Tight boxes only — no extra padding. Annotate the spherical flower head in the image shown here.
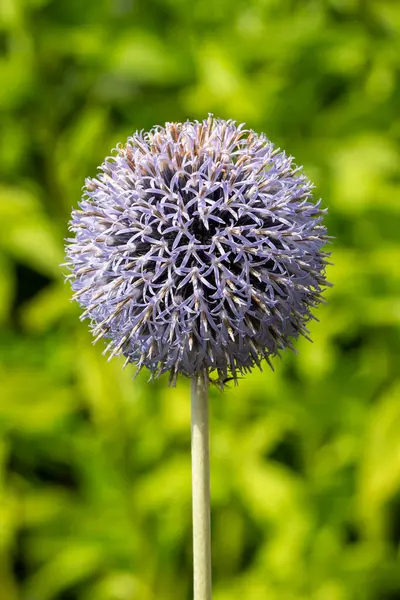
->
[65,116,331,386]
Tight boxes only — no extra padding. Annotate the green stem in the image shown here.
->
[190,373,212,600]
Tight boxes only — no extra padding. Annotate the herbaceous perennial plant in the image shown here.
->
[65,116,331,600]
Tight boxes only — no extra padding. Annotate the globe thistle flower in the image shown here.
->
[65,116,330,387]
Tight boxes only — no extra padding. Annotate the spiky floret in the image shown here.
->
[65,116,331,386]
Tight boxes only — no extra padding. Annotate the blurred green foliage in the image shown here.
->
[0,0,400,598]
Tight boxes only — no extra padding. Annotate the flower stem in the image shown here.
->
[191,373,212,600]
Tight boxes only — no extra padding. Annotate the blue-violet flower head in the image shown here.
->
[65,116,331,386]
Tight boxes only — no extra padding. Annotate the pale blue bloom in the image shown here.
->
[65,117,330,386]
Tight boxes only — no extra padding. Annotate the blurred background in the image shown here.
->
[1,0,400,599]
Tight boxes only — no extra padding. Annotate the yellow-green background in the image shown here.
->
[1,0,400,599]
